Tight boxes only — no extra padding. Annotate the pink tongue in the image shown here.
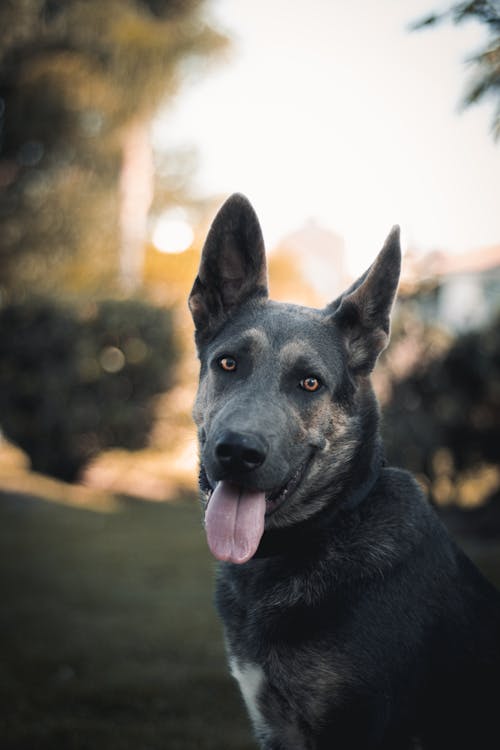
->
[205,481,266,564]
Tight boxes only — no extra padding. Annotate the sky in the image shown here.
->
[152,0,500,275]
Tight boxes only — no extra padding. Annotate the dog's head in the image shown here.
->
[189,194,401,563]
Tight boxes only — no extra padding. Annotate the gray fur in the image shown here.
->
[189,194,500,750]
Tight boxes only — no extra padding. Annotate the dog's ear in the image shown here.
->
[327,226,401,374]
[188,194,268,340]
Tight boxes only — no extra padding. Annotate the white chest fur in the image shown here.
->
[229,658,268,738]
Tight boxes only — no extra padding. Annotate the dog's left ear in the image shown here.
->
[189,193,268,341]
[327,226,401,374]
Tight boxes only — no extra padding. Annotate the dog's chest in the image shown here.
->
[228,655,307,748]
[227,639,343,750]
[229,657,268,739]
[217,562,349,746]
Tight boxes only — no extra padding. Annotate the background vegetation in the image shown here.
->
[0,298,176,480]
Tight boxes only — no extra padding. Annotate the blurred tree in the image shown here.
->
[412,1,500,138]
[0,0,226,298]
[382,308,500,507]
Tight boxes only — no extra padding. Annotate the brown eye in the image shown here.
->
[300,376,321,392]
[219,356,237,372]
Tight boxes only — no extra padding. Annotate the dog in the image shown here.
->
[189,194,500,749]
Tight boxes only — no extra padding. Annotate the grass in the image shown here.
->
[1,484,499,750]
[0,489,254,750]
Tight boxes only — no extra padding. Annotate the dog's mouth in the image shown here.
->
[204,454,313,565]
[264,455,312,515]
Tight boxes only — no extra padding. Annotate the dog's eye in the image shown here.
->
[300,376,322,392]
[218,356,237,372]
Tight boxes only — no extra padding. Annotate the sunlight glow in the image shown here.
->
[152,215,194,254]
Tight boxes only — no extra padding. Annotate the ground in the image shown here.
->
[0,487,254,750]
[1,469,499,749]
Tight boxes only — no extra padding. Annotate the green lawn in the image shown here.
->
[1,487,499,750]
[0,489,254,750]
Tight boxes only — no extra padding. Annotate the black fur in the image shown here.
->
[189,194,500,749]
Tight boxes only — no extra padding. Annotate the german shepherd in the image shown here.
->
[189,194,500,749]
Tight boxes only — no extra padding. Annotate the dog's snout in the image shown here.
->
[215,431,267,474]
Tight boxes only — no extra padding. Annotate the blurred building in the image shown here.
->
[401,244,500,332]
[273,220,347,304]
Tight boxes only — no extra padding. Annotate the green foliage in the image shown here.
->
[0,0,225,145]
[0,297,177,481]
[382,311,500,495]
[412,1,500,138]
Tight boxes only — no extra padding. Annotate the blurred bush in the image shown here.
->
[382,309,500,505]
[0,297,176,481]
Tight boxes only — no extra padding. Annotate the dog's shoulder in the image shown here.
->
[358,465,441,553]
[377,464,423,497]
[372,465,500,616]
[368,465,449,550]
[374,464,428,512]
[336,464,471,603]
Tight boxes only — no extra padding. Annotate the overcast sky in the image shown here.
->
[153,0,500,275]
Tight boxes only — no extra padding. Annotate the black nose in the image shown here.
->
[215,431,267,474]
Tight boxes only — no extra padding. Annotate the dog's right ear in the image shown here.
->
[326,226,401,374]
[188,194,268,342]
